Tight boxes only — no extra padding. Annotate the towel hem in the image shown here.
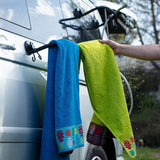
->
[56,124,84,153]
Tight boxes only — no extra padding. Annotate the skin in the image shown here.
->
[99,40,160,60]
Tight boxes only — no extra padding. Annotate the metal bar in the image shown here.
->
[24,41,56,55]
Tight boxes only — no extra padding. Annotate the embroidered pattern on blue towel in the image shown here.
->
[56,124,84,153]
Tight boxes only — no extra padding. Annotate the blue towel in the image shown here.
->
[40,39,84,160]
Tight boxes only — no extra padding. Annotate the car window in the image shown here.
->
[0,0,31,29]
[0,0,67,43]
[59,0,102,42]
[27,0,66,43]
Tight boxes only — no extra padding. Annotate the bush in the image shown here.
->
[131,98,160,147]
[122,67,160,148]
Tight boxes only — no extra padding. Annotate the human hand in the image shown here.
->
[99,40,121,55]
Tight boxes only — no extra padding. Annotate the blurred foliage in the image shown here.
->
[131,105,160,147]
[121,65,160,147]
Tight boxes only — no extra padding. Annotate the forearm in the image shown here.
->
[119,44,160,60]
[99,40,160,60]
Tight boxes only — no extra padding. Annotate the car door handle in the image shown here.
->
[0,35,16,50]
[0,43,16,50]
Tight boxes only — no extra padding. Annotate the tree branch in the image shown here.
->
[150,0,159,44]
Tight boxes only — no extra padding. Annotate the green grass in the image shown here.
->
[123,147,160,160]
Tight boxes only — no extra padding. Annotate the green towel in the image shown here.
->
[78,40,136,158]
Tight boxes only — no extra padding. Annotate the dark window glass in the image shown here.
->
[59,0,102,42]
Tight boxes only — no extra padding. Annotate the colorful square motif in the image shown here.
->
[56,124,84,153]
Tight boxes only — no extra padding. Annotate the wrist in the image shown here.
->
[116,44,123,55]
[118,44,129,56]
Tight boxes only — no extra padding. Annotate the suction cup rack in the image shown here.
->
[24,41,56,62]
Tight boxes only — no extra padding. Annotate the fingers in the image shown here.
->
[99,39,117,47]
[99,39,120,55]
[99,40,114,46]
[99,40,109,44]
